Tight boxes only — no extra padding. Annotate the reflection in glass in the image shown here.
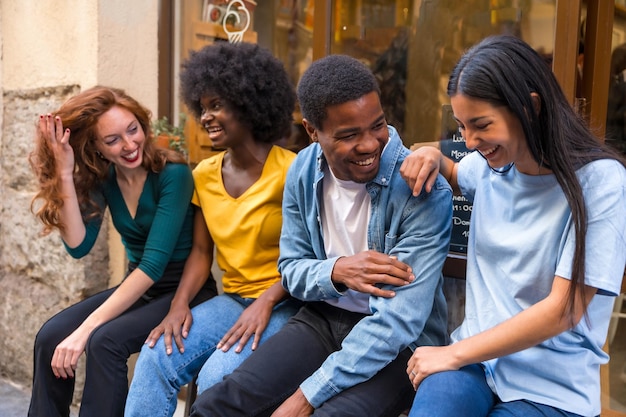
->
[274,1,314,90]
[328,1,557,148]
[606,43,626,154]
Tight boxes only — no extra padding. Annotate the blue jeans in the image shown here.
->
[190,302,415,417]
[124,294,301,417]
[408,364,590,417]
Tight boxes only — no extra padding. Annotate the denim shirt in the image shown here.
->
[278,126,453,407]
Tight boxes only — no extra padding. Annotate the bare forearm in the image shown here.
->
[170,251,212,308]
[80,269,153,333]
[58,174,87,247]
[257,281,290,306]
[452,303,565,367]
[450,278,595,368]
[439,155,459,193]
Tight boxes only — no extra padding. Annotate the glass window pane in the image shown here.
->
[326,0,555,148]
[180,1,625,413]
[607,5,626,155]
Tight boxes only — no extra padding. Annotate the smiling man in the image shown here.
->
[190,54,453,417]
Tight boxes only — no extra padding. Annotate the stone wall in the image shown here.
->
[0,86,110,401]
[0,2,159,407]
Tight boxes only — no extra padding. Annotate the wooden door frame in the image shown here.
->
[158,0,175,120]
[553,0,613,135]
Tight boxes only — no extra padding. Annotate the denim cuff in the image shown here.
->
[300,369,339,408]
[315,256,346,299]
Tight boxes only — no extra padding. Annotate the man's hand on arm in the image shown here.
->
[331,250,415,298]
[270,388,314,417]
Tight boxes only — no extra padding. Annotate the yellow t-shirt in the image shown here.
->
[191,145,296,299]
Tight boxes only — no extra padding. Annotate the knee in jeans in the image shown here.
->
[135,343,162,366]
[196,368,226,394]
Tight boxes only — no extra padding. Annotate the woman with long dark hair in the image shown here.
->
[401,35,626,417]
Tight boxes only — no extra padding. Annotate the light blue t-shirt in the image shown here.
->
[453,151,626,416]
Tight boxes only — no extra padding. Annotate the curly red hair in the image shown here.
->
[29,85,187,235]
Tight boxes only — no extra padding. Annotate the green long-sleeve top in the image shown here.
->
[64,162,194,282]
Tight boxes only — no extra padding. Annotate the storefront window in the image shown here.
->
[174,2,625,412]
[177,1,574,151]
[607,5,626,155]
[326,0,554,147]
[273,1,315,88]
[256,1,561,149]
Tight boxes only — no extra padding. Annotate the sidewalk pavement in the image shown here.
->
[0,377,75,417]
[0,377,35,417]
[0,377,186,417]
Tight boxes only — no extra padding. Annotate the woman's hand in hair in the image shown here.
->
[40,113,75,179]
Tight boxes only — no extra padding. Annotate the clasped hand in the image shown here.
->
[406,344,459,391]
[332,250,415,298]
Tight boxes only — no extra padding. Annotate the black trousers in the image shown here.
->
[28,262,217,417]
[191,302,414,417]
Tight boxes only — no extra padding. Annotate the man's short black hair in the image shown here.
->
[297,55,380,130]
[180,42,295,143]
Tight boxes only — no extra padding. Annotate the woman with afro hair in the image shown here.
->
[125,42,303,417]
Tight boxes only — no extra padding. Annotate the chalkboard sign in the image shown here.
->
[439,105,472,254]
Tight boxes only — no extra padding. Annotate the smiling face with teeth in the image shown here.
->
[95,105,146,170]
[304,91,388,183]
[450,94,548,175]
[199,94,251,150]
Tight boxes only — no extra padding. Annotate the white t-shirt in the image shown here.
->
[320,164,371,314]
